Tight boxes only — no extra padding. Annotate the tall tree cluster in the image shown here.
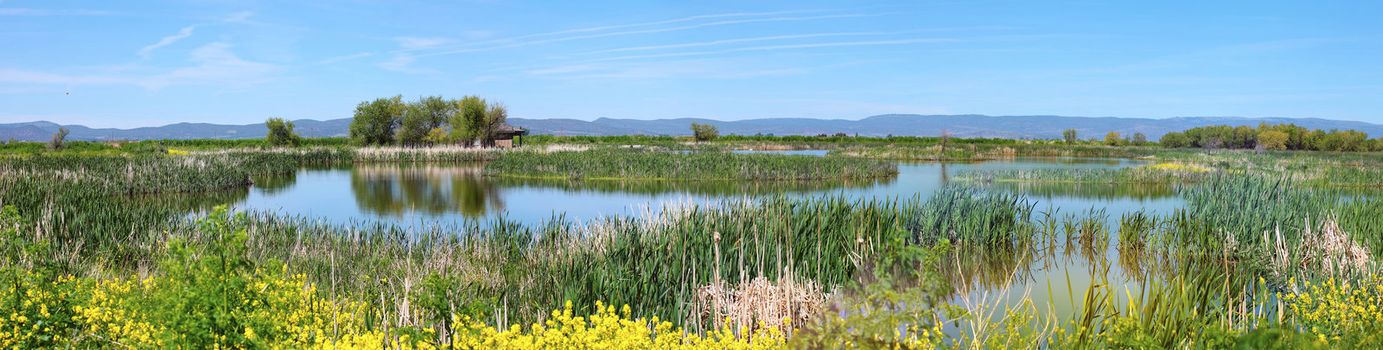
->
[1160,123,1382,152]
[350,95,509,147]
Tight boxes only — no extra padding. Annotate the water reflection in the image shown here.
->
[349,164,504,218]
[236,156,1180,226]
[253,171,298,195]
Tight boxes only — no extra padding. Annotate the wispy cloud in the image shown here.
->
[588,38,958,62]
[579,32,896,55]
[318,52,374,65]
[394,36,455,50]
[0,42,277,89]
[135,11,262,60]
[376,36,467,72]
[525,60,808,80]
[413,10,879,58]
[138,26,196,59]
[223,11,254,23]
[142,42,278,89]
[504,10,826,42]
[0,68,127,85]
[377,54,435,74]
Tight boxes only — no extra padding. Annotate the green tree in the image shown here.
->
[1318,130,1368,152]
[1132,132,1148,145]
[691,122,719,142]
[1257,130,1288,151]
[479,103,508,147]
[1062,129,1078,144]
[415,96,453,129]
[398,96,456,146]
[1104,131,1122,146]
[398,107,430,147]
[423,127,450,145]
[1160,132,1190,148]
[264,117,300,147]
[449,96,487,147]
[349,96,405,145]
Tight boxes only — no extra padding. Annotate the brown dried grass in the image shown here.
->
[694,274,832,333]
[1268,216,1374,279]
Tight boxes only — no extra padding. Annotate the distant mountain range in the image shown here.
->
[3,115,1381,142]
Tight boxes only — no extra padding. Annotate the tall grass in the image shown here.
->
[483,148,898,181]
[907,186,1036,249]
[835,143,1171,161]
[11,194,925,331]
[956,164,1215,185]
[494,176,887,196]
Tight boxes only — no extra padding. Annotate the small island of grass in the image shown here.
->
[482,147,898,181]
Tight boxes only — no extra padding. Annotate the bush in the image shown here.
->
[1104,131,1122,146]
[1062,128,1078,144]
[48,127,69,150]
[691,123,718,142]
[264,118,300,147]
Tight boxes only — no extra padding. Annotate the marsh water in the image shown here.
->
[229,153,1191,323]
[238,155,1181,227]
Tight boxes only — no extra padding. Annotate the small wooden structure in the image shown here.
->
[492,124,528,148]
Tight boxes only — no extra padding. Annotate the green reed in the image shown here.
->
[907,186,1036,249]
[11,194,926,331]
[493,176,887,196]
[483,148,898,181]
[1117,210,1156,252]
[956,166,1214,185]
[835,143,1171,161]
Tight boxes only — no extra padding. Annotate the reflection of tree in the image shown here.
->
[454,168,501,217]
[351,164,503,218]
[939,162,949,185]
[252,171,298,195]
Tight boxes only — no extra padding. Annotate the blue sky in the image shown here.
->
[2,0,1381,127]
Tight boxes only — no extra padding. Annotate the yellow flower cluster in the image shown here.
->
[1282,275,1383,344]
[436,301,787,349]
[72,278,163,348]
[0,274,77,348]
[167,148,191,156]
[241,269,379,348]
[1145,162,1211,173]
[304,301,789,349]
[6,268,788,349]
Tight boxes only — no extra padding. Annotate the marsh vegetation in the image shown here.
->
[1,134,1380,348]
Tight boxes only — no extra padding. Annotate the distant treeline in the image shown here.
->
[1161,123,1382,152]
